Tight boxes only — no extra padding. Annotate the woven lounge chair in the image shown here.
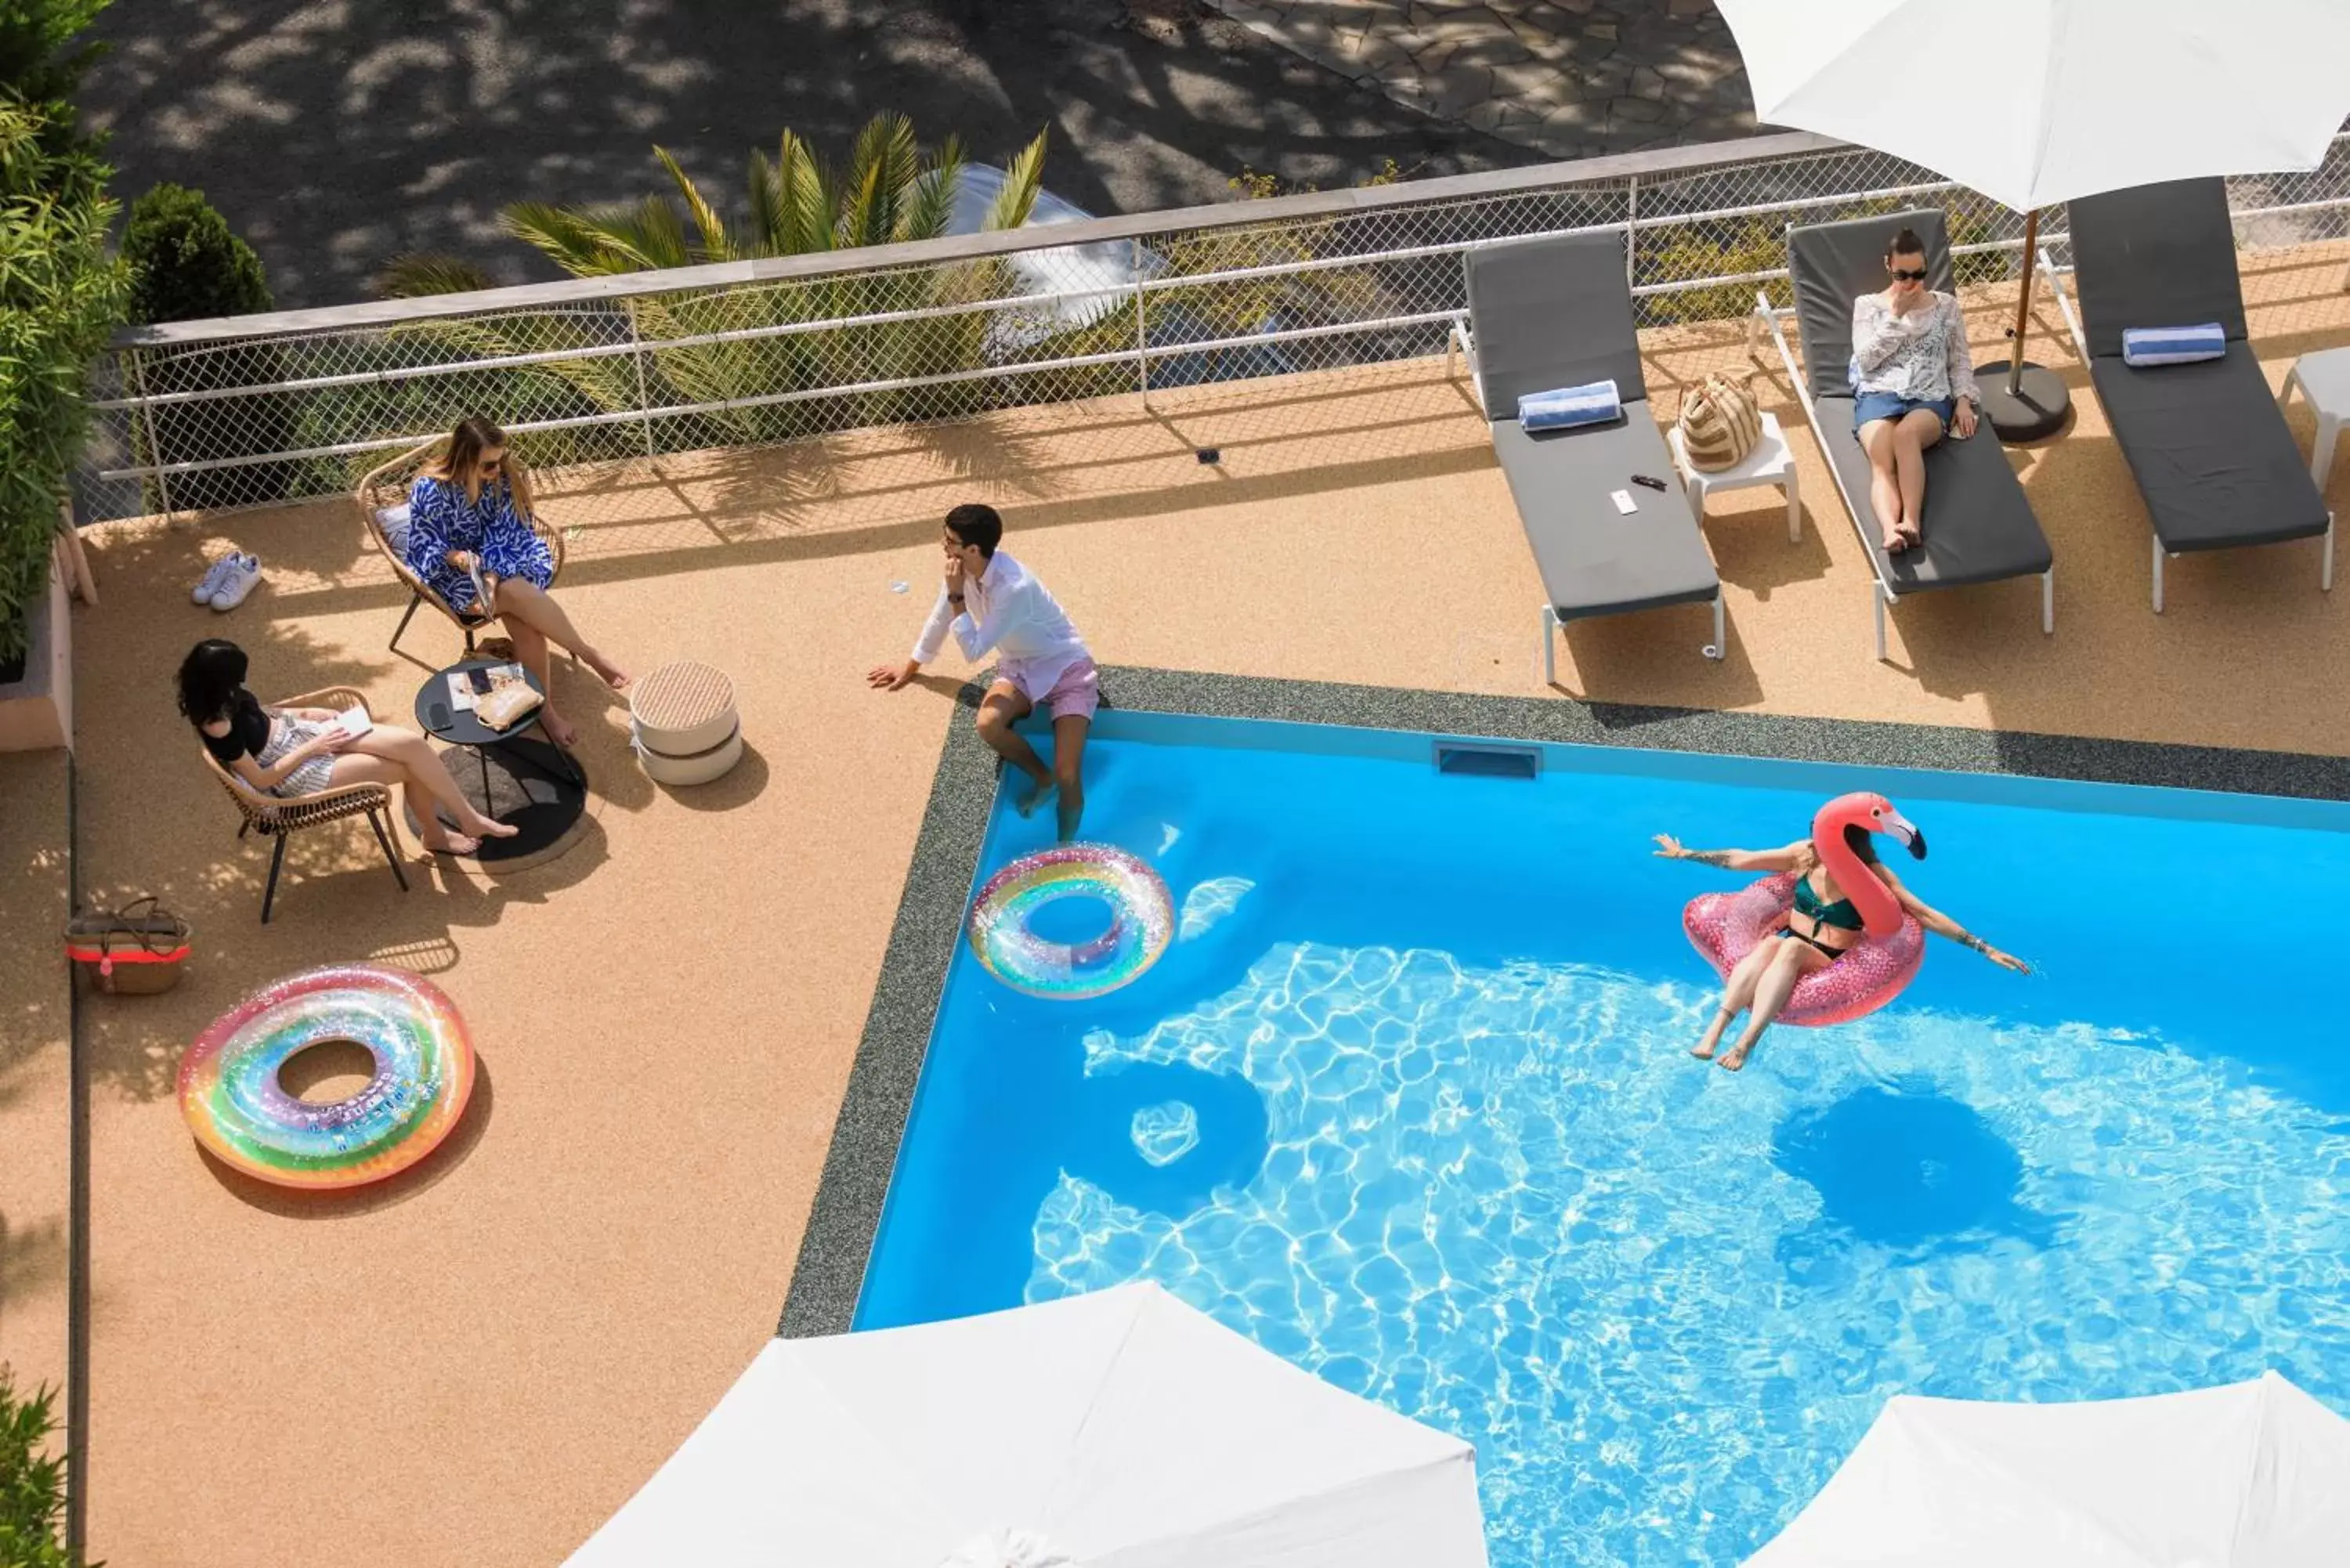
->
[1458,233,1726,678]
[2050,176,2333,612]
[1760,208,2055,662]
[198,687,409,923]
[355,438,568,657]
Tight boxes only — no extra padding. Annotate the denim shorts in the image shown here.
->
[1853,392,1955,432]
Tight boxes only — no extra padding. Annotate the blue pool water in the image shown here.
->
[858,715,2350,1566]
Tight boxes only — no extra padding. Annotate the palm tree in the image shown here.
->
[376,117,1050,443]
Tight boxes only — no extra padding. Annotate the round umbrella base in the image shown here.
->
[1972,361,2071,443]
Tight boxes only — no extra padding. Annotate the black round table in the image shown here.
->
[412,658,587,862]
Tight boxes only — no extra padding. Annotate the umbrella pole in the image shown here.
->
[2008,208,2040,397]
[1975,204,2070,442]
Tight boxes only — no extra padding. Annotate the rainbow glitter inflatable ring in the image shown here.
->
[177,964,475,1189]
[967,844,1174,1000]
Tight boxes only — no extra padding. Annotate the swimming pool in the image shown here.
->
[856,713,2350,1566]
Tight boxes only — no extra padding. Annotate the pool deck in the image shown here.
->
[8,240,2350,1568]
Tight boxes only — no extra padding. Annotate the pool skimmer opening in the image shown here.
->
[1434,741,1542,779]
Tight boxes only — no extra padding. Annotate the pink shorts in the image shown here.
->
[1005,656,1101,721]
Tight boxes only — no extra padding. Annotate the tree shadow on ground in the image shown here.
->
[81,0,1536,309]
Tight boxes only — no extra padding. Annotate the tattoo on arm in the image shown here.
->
[1689,850,1734,867]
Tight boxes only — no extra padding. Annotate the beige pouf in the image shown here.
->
[629,659,743,786]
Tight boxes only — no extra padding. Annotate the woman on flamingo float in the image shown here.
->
[1656,793,2028,1071]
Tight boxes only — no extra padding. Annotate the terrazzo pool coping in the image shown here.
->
[779,670,2350,1335]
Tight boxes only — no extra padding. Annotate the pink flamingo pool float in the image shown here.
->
[1683,791,1927,1027]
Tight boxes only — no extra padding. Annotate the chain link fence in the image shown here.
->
[79,129,2350,522]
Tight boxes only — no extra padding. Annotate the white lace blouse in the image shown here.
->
[1850,291,1979,404]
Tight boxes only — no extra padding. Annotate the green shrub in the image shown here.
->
[0,0,109,111]
[0,1367,70,1568]
[0,89,129,667]
[119,181,288,511]
[123,181,270,323]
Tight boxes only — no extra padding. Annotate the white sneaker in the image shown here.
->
[210,552,262,611]
[191,554,237,605]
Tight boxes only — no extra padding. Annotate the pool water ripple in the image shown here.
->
[1027,941,2350,1566]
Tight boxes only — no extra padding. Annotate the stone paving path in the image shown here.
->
[1199,0,1756,159]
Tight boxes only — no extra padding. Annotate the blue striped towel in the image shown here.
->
[1518,379,1622,431]
[2122,323,2226,367]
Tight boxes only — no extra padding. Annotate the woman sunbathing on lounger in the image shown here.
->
[1852,226,1980,555]
[179,638,518,856]
[403,416,630,747]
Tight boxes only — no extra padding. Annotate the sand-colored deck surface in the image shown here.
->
[5,241,2349,1568]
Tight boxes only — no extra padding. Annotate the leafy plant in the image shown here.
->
[120,182,288,510]
[0,0,108,115]
[0,88,130,667]
[0,1367,72,1567]
[375,115,1052,447]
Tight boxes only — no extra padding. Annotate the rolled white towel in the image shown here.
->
[1517,378,1622,431]
[2121,322,2225,367]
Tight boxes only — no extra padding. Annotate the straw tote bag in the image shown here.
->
[1677,374,1762,472]
[63,894,192,995]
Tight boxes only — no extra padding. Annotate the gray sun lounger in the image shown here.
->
[2052,176,2334,611]
[1760,209,2055,661]
[1459,233,1725,677]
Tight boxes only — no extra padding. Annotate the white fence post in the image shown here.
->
[1625,172,1640,302]
[1133,239,1152,411]
[626,301,656,457]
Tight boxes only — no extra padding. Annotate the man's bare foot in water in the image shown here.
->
[1719,1039,1758,1071]
[1692,1007,1735,1060]
[1015,776,1057,818]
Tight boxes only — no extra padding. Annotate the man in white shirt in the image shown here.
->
[868,504,1098,840]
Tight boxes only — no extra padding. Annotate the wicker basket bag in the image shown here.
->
[1676,374,1763,472]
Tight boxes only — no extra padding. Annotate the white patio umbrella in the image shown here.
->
[563,1282,1490,1568]
[1715,0,2350,439]
[1746,1371,2350,1566]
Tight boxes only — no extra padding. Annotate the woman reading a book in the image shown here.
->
[179,638,518,856]
[404,416,630,747]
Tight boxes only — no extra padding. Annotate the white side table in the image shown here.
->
[2283,348,2350,490]
[1668,410,1802,542]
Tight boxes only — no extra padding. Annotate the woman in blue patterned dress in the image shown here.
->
[405,416,630,747]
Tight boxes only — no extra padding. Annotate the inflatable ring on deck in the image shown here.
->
[967,844,1173,1000]
[177,964,475,1188]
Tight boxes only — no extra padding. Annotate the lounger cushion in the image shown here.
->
[1466,233,1649,414]
[1789,210,1955,403]
[1812,398,2053,589]
[2089,344,2329,551]
[374,504,412,557]
[1490,409,1719,620]
[1787,208,2053,595]
[2068,178,2248,360]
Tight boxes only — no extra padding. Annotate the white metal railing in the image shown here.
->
[77,129,2350,520]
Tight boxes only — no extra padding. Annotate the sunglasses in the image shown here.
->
[1889,266,1929,282]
